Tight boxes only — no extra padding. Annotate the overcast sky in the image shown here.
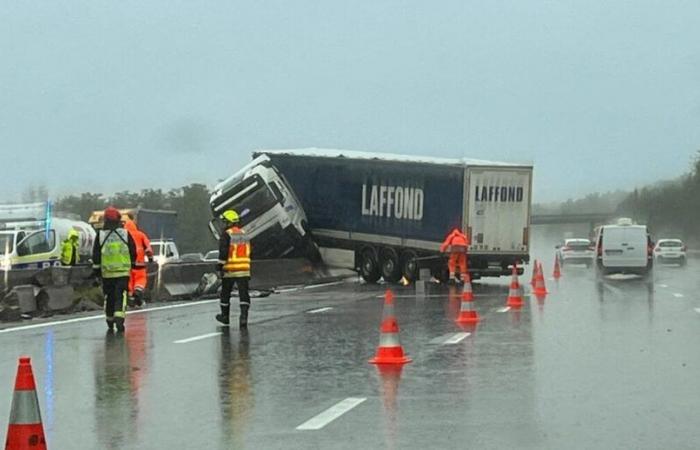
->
[2,1,699,203]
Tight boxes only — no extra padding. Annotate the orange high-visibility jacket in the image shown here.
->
[219,226,251,278]
[440,228,470,253]
[124,220,153,268]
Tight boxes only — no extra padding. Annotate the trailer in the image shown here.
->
[251,148,533,282]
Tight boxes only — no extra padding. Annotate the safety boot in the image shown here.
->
[115,318,125,333]
[239,305,249,329]
[215,314,230,325]
[106,319,115,333]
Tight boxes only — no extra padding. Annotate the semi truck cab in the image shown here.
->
[209,155,310,258]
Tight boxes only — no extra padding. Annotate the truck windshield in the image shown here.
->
[234,183,278,226]
[0,234,13,254]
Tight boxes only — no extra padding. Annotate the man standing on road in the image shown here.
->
[124,219,154,308]
[216,210,251,328]
[93,206,136,333]
[60,229,80,266]
[440,228,470,284]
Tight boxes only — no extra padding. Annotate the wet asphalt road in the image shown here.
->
[1,257,700,449]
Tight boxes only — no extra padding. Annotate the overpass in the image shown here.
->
[531,212,617,227]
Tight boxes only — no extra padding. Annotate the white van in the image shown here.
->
[594,224,653,277]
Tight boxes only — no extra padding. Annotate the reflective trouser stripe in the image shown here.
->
[223,271,250,278]
[9,390,41,424]
[114,290,127,318]
[378,332,401,347]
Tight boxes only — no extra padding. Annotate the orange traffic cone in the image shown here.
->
[530,259,539,286]
[533,261,548,296]
[456,275,480,324]
[553,254,562,279]
[5,357,47,450]
[370,290,412,365]
[506,265,524,308]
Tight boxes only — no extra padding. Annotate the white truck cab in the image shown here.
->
[209,154,310,258]
[150,239,180,265]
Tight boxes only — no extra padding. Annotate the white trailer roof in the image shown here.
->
[257,148,530,168]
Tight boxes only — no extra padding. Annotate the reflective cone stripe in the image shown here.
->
[507,265,524,307]
[5,357,47,450]
[381,290,396,321]
[461,278,474,301]
[370,316,411,365]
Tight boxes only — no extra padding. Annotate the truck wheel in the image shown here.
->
[360,248,381,284]
[400,250,418,282]
[380,248,402,283]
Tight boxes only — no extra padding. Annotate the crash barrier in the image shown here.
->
[0,259,354,320]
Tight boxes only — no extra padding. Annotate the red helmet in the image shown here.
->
[103,206,121,222]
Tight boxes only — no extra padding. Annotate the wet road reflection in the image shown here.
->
[217,328,253,449]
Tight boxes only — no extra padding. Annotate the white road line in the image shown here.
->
[304,281,346,290]
[173,332,222,344]
[0,299,218,335]
[296,397,366,431]
[673,293,684,298]
[497,307,511,313]
[442,332,470,344]
[695,308,700,314]
[307,307,333,314]
[658,284,669,288]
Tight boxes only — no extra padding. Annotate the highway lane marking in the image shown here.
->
[307,307,333,314]
[695,308,700,314]
[673,293,684,298]
[442,332,470,344]
[304,281,346,290]
[658,284,669,288]
[0,299,219,334]
[296,397,366,431]
[497,307,511,313]
[174,332,222,344]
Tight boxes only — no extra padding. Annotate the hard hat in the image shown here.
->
[104,206,121,222]
[68,229,79,239]
[221,210,240,223]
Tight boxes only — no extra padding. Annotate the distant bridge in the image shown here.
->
[531,213,617,226]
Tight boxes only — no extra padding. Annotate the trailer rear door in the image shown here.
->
[465,167,532,254]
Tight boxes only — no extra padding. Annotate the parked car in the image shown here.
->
[594,223,653,278]
[203,250,219,261]
[556,238,595,267]
[179,253,204,263]
[653,239,687,266]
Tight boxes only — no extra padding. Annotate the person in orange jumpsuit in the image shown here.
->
[124,220,154,307]
[440,228,470,284]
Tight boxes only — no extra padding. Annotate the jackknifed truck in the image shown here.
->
[210,148,533,282]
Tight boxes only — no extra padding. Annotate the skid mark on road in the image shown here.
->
[296,397,367,431]
[174,332,222,344]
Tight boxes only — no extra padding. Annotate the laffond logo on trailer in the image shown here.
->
[475,185,524,203]
[361,184,424,220]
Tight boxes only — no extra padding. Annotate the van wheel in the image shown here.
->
[400,250,418,282]
[380,248,402,283]
[360,248,381,284]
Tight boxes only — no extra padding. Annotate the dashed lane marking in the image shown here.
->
[695,308,700,314]
[296,397,367,431]
[304,281,347,290]
[0,299,219,334]
[658,284,669,288]
[497,307,511,313]
[442,332,470,344]
[307,307,333,314]
[673,293,684,298]
[173,332,222,344]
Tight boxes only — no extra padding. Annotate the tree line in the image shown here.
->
[51,184,216,254]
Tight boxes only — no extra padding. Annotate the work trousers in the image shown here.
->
[220,277,250,317]
[448,253,468,280]
[103,276,129,323]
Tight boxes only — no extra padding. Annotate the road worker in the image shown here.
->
[216,210,251,328]
[439,228,470,284]
[124,219,154,308]
[92,206,136,333]
[60,229,80,266]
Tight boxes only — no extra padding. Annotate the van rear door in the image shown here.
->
[602,227,647,268]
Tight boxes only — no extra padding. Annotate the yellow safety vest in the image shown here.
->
[223,227,251,278]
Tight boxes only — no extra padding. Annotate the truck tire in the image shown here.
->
[400,250,418,282]
[380,247,402,283]
[360,247,381,284]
